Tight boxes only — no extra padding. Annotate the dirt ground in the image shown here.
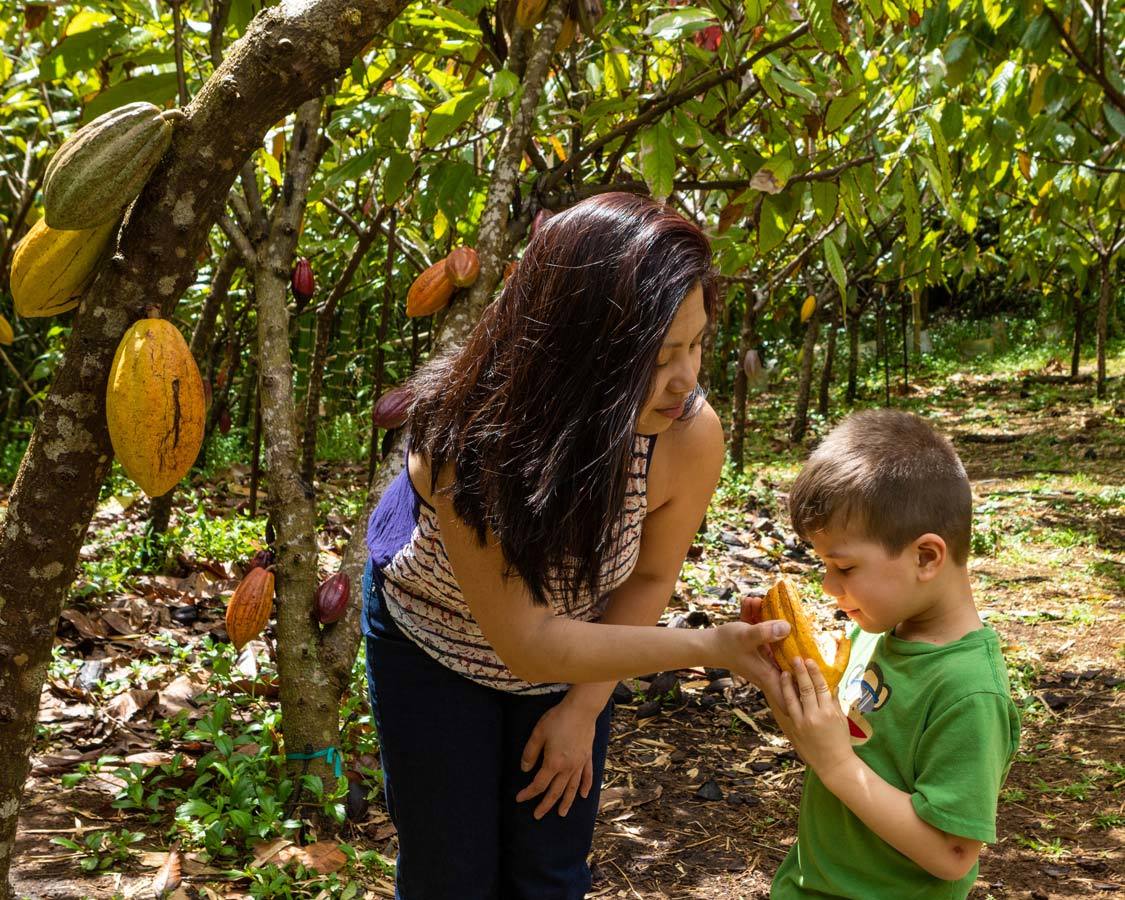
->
[8,364,1123,899]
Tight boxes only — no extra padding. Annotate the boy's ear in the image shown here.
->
[913,533,947,581]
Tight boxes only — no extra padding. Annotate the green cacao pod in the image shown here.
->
[106,316,206,497]
[44,102,181,230]
[10,217,116,317]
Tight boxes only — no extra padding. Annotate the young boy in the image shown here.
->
[755,409,1021,899]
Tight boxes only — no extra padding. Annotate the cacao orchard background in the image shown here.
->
[0,0,1122,896]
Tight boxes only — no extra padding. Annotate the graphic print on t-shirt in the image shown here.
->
[845,661,892,745]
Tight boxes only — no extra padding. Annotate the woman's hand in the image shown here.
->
[711,616,790,688]
[516,697,598,819]
[778,656,855,781]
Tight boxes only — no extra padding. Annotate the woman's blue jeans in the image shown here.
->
[362,559,614,899]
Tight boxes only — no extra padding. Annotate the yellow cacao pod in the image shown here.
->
[800,294,817,323]
[555,17,577,51]
[406,259,456,317]
[225,566,275,650]
[10,217,116,317]
[515,0,549,29]
[0,314,13,345]
[106,316,206,497]
[762,578,850,695]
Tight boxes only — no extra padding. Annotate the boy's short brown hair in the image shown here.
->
[789,410,972,565]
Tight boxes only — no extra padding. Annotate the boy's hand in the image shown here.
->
[778,656,855,781]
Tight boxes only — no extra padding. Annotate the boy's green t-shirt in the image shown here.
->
[772,625,1021,900]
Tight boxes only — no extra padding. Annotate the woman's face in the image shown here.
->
[636,283,707,435]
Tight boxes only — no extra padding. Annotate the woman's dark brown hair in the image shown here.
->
[406,192,717,608]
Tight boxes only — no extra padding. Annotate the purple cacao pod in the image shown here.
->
[315,572,351,625]
[372,385,412,430]
[743,349,763,379]
[291,257,315,302]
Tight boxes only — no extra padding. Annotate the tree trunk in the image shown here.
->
[0,2,408,886]
[1095,257,1109,399]
[818,310,838,420]
[846,307,860,404]
[300,217,382,485]
[1071,290,1083,380]
[698,284,721,394]
[789,298,822,443]
[368,209,397,486]
[900,293,909,393]
[912,287,922,358]
[731,289,757,470]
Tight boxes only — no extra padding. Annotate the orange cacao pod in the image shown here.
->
[315,572,351,625]
[225,566,275,651]
[516,0,549,29]
[444,247,480,288]
[760,578,850,695]
[406,259,456,317]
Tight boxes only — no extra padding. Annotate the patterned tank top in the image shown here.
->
[364,433,657,694]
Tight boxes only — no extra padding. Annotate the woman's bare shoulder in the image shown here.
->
[647,400,725,509]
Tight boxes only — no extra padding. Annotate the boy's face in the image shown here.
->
[808,524,927,634]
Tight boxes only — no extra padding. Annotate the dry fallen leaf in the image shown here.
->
[151,843,182,897]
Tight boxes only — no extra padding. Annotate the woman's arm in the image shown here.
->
[564,402,726,713]
[433,413,787,686]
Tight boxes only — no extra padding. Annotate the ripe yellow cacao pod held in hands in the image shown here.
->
[225,566,275,650]
[762,578,850,695]
[406,259,456,317]
[106,315,206,497]
[10,217,117,317]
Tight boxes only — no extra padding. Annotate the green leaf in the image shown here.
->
[638,121,675,200]
[382,151,414,205]
[982,0,1013,32]
[1105,102,1125,138]
[924,114,954,200]
[902,161,921,245]
[645,9,716,40]
[39,22,129,80]
[424,87,486,147]
[807,0,842,53]
[825,90,864,132]
[758,197,789,253]
[750,151,794,194]
[823,237,847,309]
[490,69,519,101]
[81,73,180,124]
[811,181,838,223]
[429,6,481,34]
[257,148,282,186]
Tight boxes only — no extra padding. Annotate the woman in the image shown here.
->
[362,192,787,899]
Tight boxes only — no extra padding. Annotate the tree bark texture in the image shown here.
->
[789,297,823,444]
[0,2,411,891]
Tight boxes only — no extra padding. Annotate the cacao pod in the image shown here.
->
[315,572,351,625]
[372,385,412,430]
[576,0,605,38]
[105,316,206,497]
[406,259,456,317]
[44,102,181,230]
[202,379,213,411]
[24,4,49,30]
[760,578,850,695]
[225,566,275,651]
[743,349,763,379]
[555,17,577,52]
[800,294,817,323]
[218,405,232,435]
[693,24,722,51]
[515,0,549,29]
[10,217,117,317]
[0,314,13,345]
[444,246,480,288]
[248,549,276,571]
[291,257,315,302]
